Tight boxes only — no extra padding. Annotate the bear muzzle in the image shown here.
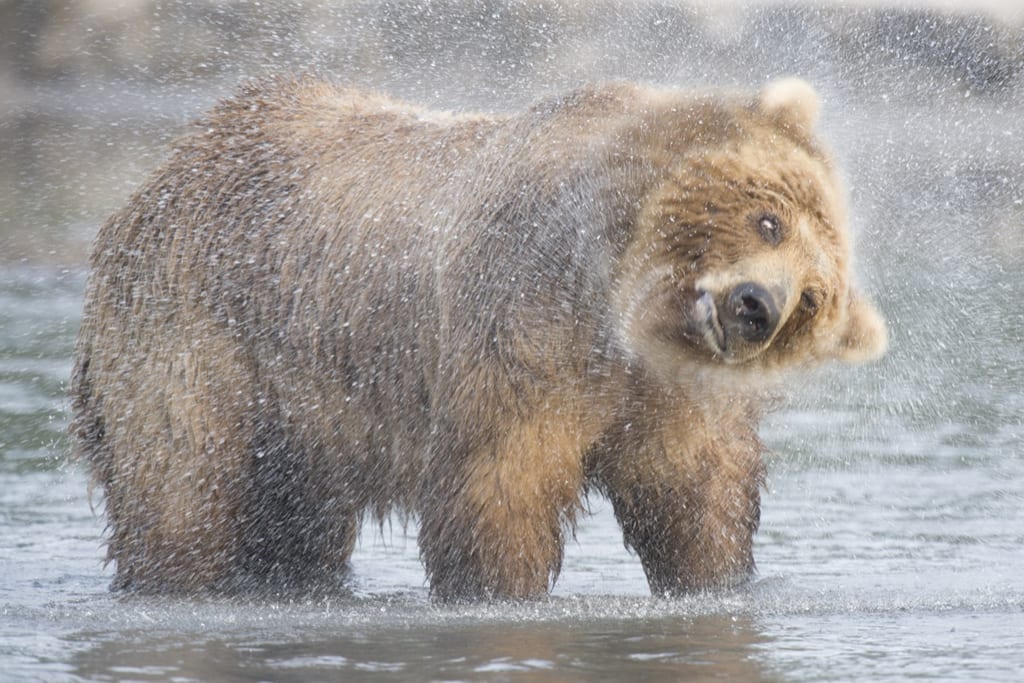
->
[723,281,780,345]
[695,281,784,361]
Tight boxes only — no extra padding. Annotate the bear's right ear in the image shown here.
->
[757,78,821,132]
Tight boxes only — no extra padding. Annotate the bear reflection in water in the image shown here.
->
[70,76,886,601]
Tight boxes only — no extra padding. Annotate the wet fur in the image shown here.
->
[71,76,884,600]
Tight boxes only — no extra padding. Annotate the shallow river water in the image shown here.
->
[3,94,1024,681]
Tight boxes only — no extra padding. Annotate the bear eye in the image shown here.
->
[800,289,822,315]
[757,213,783,246]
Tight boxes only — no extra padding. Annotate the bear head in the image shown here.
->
[615,78,887,384]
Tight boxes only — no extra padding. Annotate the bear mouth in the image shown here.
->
[694,290,727,356]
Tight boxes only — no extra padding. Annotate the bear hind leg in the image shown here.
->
[231,424,361,595]
[94,333,260,593]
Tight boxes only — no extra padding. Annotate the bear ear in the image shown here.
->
[835,293,888,364]
[757,78,821,132]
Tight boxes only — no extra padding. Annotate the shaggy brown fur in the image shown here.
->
[71,76,886,600]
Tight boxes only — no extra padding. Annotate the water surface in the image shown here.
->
[2,238,1022,682]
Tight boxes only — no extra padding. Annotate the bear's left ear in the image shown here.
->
[835,293,888,364]
[757,78,821,132]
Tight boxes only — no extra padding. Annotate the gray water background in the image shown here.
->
[2,2,1023,680]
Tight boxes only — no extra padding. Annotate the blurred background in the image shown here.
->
[2,0,1022,264]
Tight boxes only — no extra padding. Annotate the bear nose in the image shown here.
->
[725,282,779,344]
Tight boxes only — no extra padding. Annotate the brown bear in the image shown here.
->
[70,75,886,601]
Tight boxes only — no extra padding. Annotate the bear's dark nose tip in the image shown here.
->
[725,282,779,344]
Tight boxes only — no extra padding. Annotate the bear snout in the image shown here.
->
[722,282,780,345]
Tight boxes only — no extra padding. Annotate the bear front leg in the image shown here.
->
[590,405,765,596]
[418,413,587,602]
